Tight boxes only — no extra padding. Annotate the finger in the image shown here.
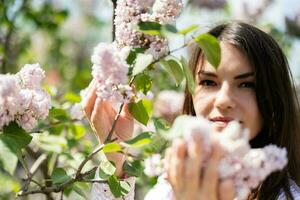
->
[164,147,172,182]
[120,104,133,120]
[185,134,202,195]
[202,141,223,195]
[116,104,134,140]
[219,179,235,200]
[169,139,186,193]
[91,98,110,142]
[102,101,116,124]
[164,148,172,175]
[173,139,186,191]
[82,80,97,120]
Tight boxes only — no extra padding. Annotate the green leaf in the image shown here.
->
[144,134,168,154]
[49,123,65,135]
[0,172,20,194]
[129,99,152,126]
[181,56,195,94]
[122,132,152,148]
[179,25,199,35]
[163,24,178,33]
[137,21,162,35]
[123,160,144,177]
[72,182,89,199]
[0,122,32,174]
[108,175,121,198]
[153,118,170,134]
[194,33,221,68]
[134,74,152,94]
[51,168,71,184]
[103,142,122,153]
[132,54,154,76]
[108,175,131,198]
[63,186,73,197]
[64,92,81,103]
[2,122,32,150]
[119,180,131,196]
[36,134,67,153]
[49,108,69,121]
[0,138,18,175]
[99,160,116,179]
[126,48,145,65]
[160,59,184,86]
[70,124,85,140]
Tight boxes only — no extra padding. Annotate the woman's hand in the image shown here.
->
[165,133,235,200]
[82,80,134,176]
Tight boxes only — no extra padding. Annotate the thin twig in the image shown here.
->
[17,167,98,196]
[19,153,33,191]
[75,144,105,178]
[105,103,125,142]
[111,0,118,41]
[31,179,43,188]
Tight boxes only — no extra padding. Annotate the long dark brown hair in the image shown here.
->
[183,22,300,199]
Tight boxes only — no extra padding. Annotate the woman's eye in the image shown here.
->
[199,80,217,86]
[240,82,255,88]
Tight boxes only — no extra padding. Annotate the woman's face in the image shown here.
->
[193,42,263,139]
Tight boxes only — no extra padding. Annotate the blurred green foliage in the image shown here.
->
[0,1,299,199]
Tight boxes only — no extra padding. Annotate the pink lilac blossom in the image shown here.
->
[0,64,51,131]
[165,116,288,200]
[114,0,182,58]
[17,63,45,89]
[91,43,134,103]
[146,0,183,24]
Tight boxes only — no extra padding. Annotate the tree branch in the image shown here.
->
[111,0,118,41]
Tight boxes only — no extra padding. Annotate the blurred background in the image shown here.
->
[1,0,300,199]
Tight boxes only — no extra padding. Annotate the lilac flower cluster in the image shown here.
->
[89,0,183,105]
[0,64,51,131]
[91,43,134,103]
[115,0,183,58]
[144,153,164,177]
[217,122,287,199]
[167,116,288,200]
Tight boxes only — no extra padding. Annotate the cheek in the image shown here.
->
[192,90,214,117]
[240,94,263,139]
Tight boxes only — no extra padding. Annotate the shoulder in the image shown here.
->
[277,178,300,200]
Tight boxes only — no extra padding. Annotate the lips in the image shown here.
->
[209,116,234,129]
[210,116,234,123]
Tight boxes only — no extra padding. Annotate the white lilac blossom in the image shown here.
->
[153,90,184,122]
[144,153,164,177]
[17,63,45,89]
[166,116,288,200]
[70,103,85,120]
[0,64,51,131]
[91,43,134,103]
[114,0,183,58]
[147,0,183,24]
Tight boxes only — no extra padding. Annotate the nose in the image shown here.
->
[214,82,236,110]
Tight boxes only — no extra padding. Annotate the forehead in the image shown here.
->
[198,42,254,74]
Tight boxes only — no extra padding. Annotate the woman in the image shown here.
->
[83,22,300,199]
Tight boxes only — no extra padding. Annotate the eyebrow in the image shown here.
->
[198,70,255,79]
[234,72,255,79]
